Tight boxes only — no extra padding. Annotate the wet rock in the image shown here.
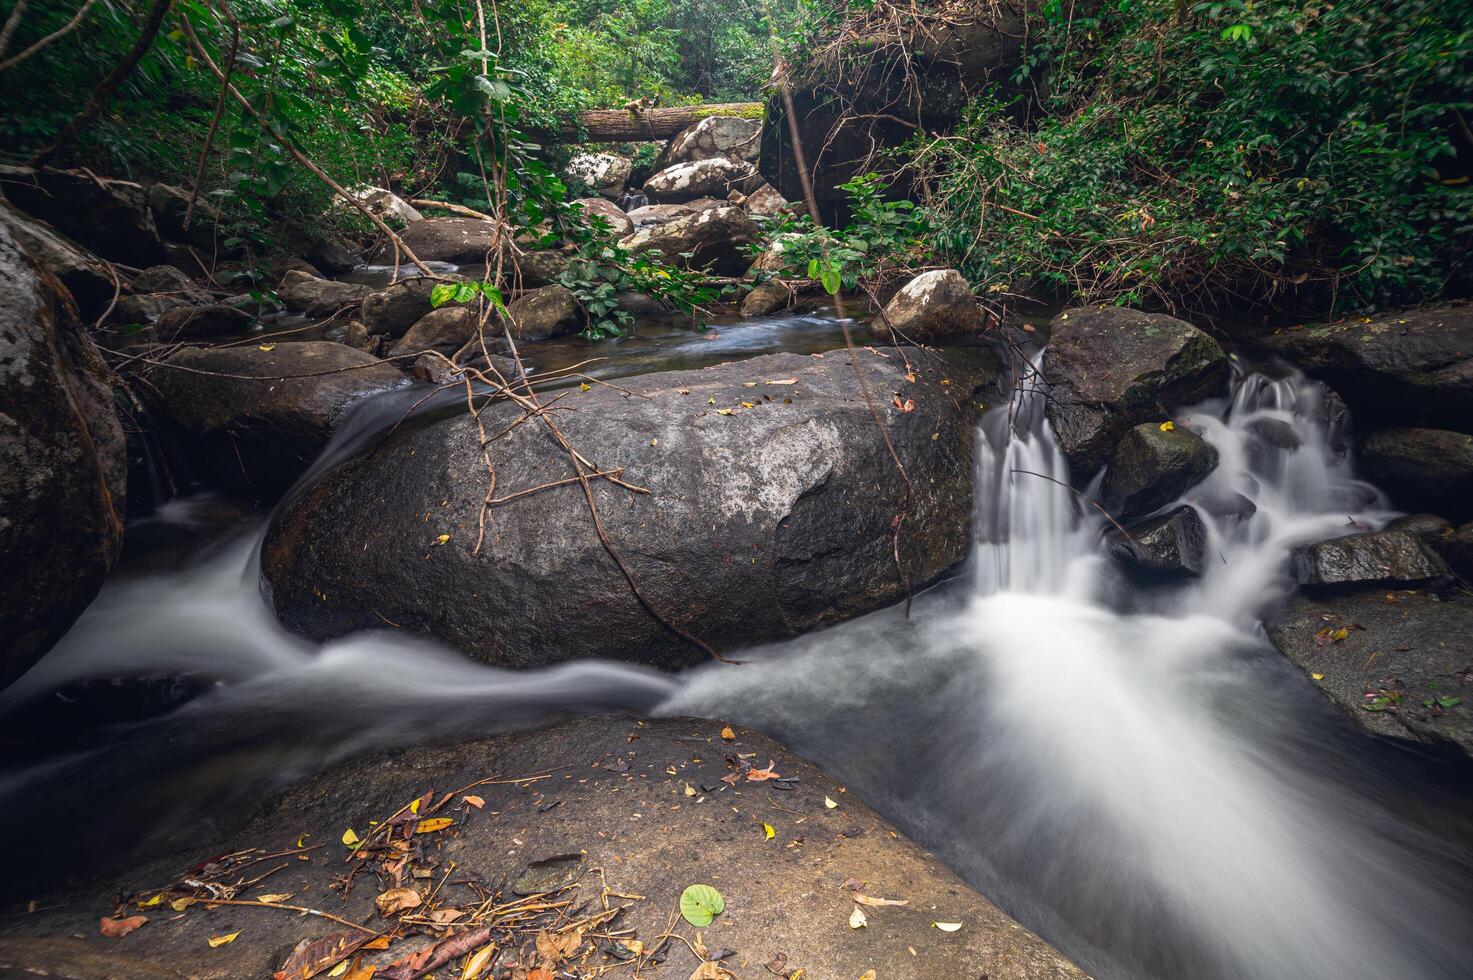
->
[643,157,759,203]
[153,303,254,341]
[1,166,166,264]
[1443,523,1473,582]
[506,284,584,341]
[341,319,378,354]
[130,264,205,297]
[1265,304,1473,431]
[388,305,484,358]
[141,341,408,498]
[1108,505,1208,576]
[0,225,126,686]
[616,290,667,316]
[146,182,221,249]
[1359,427,1473,522]
[222,291,283,317]
[511,249,567,286]
[261,348,992,667]
[873,269,980,342]
[742,280,792,317]
[383,216,495,263]
[348,185,422,225]
[627,202,694,226]
[1385,513,1454,543]
[111,292,188,324]
[659,115,762,167]
[748,232,805,274]
[0,204,116,315]
[1248,417,1301,449]
[567,151,632,198]
[1043,306,1229,477]
[0,717,1084,980]
[360,278,452,338]
[1101,423,1219,520]
[278,270,372,317]
[742,182,790,217]
[1290,529,1448,588]
[302,233,360,274]
[271,255,323,282]
[621,206,760,276]
[573,196,634,237]
[1268,590,1473,760]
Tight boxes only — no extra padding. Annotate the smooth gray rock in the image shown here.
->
[261,348,994,668]
[741,280,792,317]
[1290,529,1448,588]
[873,269,980,341]
[278,271,372,317]
[573,196,634,237]
[621,206,760,276]
[388,305,483,357]
[1043,306,1229,477]
[153,303,254,341]
[0,204,116,315]
[643,157,758,203]
[506,284,584,341]
[658,115,762,167]
[1108,505,1208,576]
[1101,423,1219,520]
[1360,427,1473,521]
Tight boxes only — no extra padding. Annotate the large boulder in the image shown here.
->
[0,204,116,316]
[387,305,484,358]
[574,196,634,237]
[506,284,584,341]
[644,157,759,203]
[1359,427,1473,522]
[621,206,761,276]
[1263,304,1473,432]
[658,115,763,167]
[1,166,166,264]
[1268,590,1473,760]
[741,280,793,317]
[1290,529,1449,588]
[153,303,254,341]
[278,270,373,317]
[1100,422,1219,520]
[261,348,995,667]
[873,269,981,341]
[1444,522,1473,581]
[387,216,496,263]
[628,202,694,227]
[141,341,408,498]
[361,278,470,338]
[742,182,790,217]
[0,225,126,686]
[0,716,1083,980]
[145,182,221,249]
[1042,306,1230,477]
[566,151,633,198]
[1107,505,1208,576]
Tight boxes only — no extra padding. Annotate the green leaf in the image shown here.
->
[429,283,457,309]
[679,884,725,928]
[820,261,842,296]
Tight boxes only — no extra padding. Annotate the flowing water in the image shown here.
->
[3,347,1471,978]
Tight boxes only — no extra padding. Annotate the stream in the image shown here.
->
[2,321,1472,979]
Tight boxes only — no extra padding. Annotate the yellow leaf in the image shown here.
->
[208,931,240,948]
[1159,420,1175,432]
[720,726,735,740]
[329,960,350,977]
[433,534,449,545]
[138,894,163,907]
[579,383,591,391]
[824,796,838,809]
[650,438,658,447]
[255,893,293,904]
[685,784,697,797]
[716,408,735,416]
[416,817,454,834]
[1311,672,1324,681]
[860,972,877,980]
[258,344,276,352]
[462,943,497,979]
[707,397,716,405]
[295,834,308,848]
[849,907,867,929]
[342,828,361,847]
[932,921,963,932]
[463,794,485,809]
[740,401,755,408]
[742,381,758,387]
[762,822,775,840]
[765,378,797,385]
[409,797,421,814]
[170,897,196,912]
[854,894,908,907]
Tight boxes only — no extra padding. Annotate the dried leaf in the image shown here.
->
[742,381,759,387]
[1159,420,1175,432]
[762,822,776,840]
[259,344,277,352]
[170,897,196,912]
[690,963,736,980]
[1311,672,1325,681]
[716,408,735,416]
[685,783,697,797]
[257,893,294,904]
[720,726,736,740]
[341,828,361,847]
[415,817,454,834]
[208,931,241,948]
[766,377,797,385]
[428,908,464,925]
[273,930,370,980]
[849,907,867,929]
[461,943,496,980]
[375,888,422,916]
[932,921,963,932]
[892,394,915,412]
[138,893,163,907]
[746,761,781,782]
[100,915,148,938]
[579,383,591,391]
[433,534,449,546]
[409,797,421,814]
[853,894,908,907]
[824,796,838,809]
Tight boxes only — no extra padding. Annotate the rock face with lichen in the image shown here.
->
[262,348,999,668]
[0,224,127,685]
[621,206,761,276]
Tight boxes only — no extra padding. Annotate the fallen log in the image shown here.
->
[537,102,762,142]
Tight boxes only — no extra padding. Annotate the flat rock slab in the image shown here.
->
[1267,589,1473,759]
[0,717,1084,980]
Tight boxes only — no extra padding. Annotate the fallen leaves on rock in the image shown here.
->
[208,930,242,947]
[690,962,737,980]
[849,907,867,929]
[375,887,423,916]
[680,884,726,927]
[275,931,371,980]
[933,921,963,932]
[99,914,148,938]
[852,893,908,907]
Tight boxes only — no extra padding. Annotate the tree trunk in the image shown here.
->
[537,103,762,142]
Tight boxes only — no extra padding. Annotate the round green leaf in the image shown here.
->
[679,884,725,927]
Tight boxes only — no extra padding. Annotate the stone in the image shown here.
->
[1385,513,1454,543]
[360,277,444,338]
[621,206,761,276]
[1263,303,1473,432]
[341,319,378,354]
[506,284,584,341]
[741,280,792,317]
[1290,529,1449,588]
[1268,589,1473,760]
[1101,423,1219,520]
[616,290,667,316]
[0,166,166,264]
[1108,505,1208,576]
[0,225,126,686]
[685,195,728,211]
[382,216,496,263]
[0,717,1083,980]
[742,182,790,217]
[348,185,422,225]
[0,204,116,316]
[111,293,187,324]
[261,348,995,667]
[1443,523,1473,582]
[388,305,485,358]
[643,157,759,203]
[142,341,408,499]
[131,264,206,297]
[153,303,254,341]
[278,270,373,317]
[145,182,221,249]
[302,233,360,274]
[873,268,980,341]
[627,202,693,226]
[1043,306,1230,477]
[748,232,806,274]
[658,115,762,167]
[573,196,634,237]
[566,151,633,198]
[1360,427,1473,522]
[511,249,567,286]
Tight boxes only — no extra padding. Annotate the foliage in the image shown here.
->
[911,0,1473,312]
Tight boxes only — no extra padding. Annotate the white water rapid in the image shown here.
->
[2,357,1470,979]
